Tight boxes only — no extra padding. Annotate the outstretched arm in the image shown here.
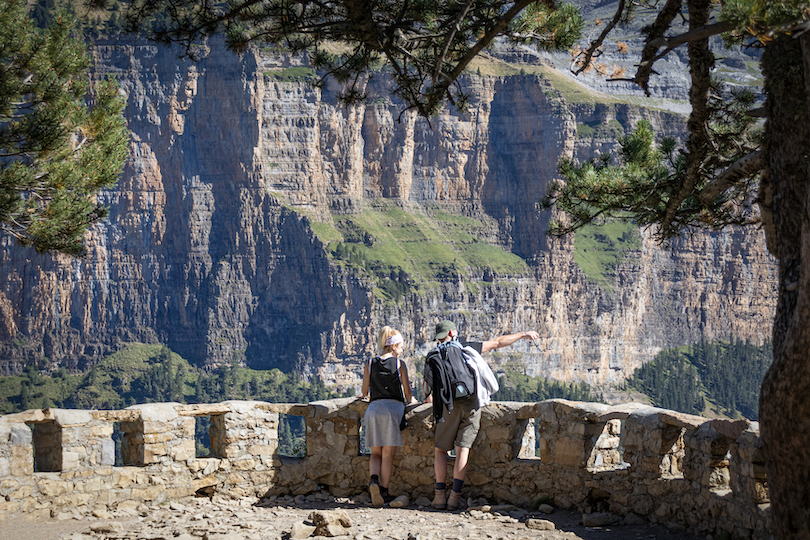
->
[480,331,540,353]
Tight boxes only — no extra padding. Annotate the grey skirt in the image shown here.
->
[364,399,405,448]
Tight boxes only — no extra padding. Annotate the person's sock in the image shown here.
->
[452,478,464,493]
[370,474,379,485]
[436,482,446,491]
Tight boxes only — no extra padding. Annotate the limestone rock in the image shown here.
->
[389,495,409,508]
[290,522,317,539]
[90,522,126,533]
[0,39,775,391]
[582,512,621,527]
[526,519,556,531]
[537,504,554,514]
[309,510,352,537]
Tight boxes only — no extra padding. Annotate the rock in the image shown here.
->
[353,493,371,504]
[621,512,647,525]
[413,497,432,507]
[90,522,126,533]
[290,522,317,539]
[537,504,554,514]
[582,512,622,527]
[309,510,353,537]
[389,496,409,508]
[92,508,114,519]
[525,519,556,531]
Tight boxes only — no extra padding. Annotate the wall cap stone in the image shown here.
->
[53,409,94,427]
[91,410,141,422]
[176,404,231,416]
[127,403,181,422]
[597,402,650,421]
[0,409,53,424]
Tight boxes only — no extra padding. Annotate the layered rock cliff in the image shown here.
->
[0,38,777,389]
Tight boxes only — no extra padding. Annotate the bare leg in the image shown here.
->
[434,447,448,484]
[380,446,396,488]
[369,447,382,480]
[453,446,470,482]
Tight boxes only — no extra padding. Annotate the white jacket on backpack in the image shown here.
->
[462,346,499,406]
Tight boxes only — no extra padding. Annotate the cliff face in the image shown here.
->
[0,39,777,388]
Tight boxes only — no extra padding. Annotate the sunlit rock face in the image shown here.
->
[0,38,776,388]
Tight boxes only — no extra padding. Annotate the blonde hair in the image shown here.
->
[377,326,403,354]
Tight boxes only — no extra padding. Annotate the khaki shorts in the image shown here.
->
[434,398,481,451]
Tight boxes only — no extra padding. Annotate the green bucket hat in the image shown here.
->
[434,320,457,340]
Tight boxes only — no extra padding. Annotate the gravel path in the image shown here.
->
[0,495,707,540]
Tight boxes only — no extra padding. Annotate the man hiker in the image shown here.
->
[423,320,539,510]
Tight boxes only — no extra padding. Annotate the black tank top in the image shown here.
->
[369,356,404,402]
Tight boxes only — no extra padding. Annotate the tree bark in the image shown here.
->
[759,32,810,539]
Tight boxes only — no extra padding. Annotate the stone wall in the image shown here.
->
[0,399,769,539]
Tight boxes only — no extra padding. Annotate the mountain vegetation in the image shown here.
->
[496,370,595,402]
[625,338,773,420]
[314,200,530,302]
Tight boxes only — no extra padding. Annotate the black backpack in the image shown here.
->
[429,342,477,400]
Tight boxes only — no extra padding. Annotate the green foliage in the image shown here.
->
[626,347,704,415]
[496,369,595,403]
[573,220,641,288]
[626,338,773,420]
[0,0,128,256]
[0,365,80,413]
[576,123,596,138]
[720,0,808,46]
[546,93,761,243]
[320,201,529,302]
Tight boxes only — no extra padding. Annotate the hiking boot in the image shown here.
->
[447,490,463,511]
[369,483,384,507]
[430,488,447,509]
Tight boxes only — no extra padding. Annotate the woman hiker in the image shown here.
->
[359,326,416,507]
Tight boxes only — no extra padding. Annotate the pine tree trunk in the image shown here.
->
[759,32,810,539]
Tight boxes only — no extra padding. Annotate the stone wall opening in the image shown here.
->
[517,418,540,460]
[358,418,370,456]
[31,420,60,472]
[118,420,142,466]
[195,416,211,458]
[586,419,625,471]
[277,414,306,458]
[112,422,124,466]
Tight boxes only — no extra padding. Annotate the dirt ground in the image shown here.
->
[0,498,709,540]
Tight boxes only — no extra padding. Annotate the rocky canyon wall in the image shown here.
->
[0,38,777,389]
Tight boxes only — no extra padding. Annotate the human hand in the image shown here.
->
[524,331,540,341]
